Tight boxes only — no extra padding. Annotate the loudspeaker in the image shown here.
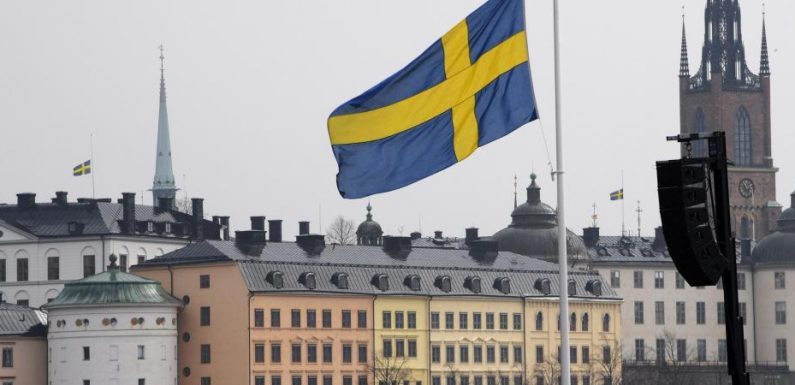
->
[657,159,727,286]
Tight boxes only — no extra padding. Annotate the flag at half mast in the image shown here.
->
[328,0,538,199]
[73,160,92,176]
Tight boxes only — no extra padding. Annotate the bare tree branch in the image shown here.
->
[326,215,357,245]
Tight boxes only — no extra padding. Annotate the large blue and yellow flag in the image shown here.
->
[73,160,92,176]
[328,0,538,198]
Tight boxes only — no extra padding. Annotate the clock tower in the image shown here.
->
[678,1,781,240]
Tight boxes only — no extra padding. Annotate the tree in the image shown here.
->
[371,355,411,385]
[533,352,562,385]
[326,215,357,245]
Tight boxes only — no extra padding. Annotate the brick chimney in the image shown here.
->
[191,198,204,240]
[251,216,266,231]
[122,193,136,235]
[269,220,283,242]
[16,193,36,209]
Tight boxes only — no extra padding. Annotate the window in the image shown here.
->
[717,302,726,324]
[432,345,441,363]
[512,312,522,330]
[359,344,368,363]
[535,312,543,331]
[0,259,5,282]
[570,313,576,332]
[634,339,644,361]
[696,302,706,324]
[271,344,281,363]
[602,346,611,364]
[254,309,265,327]
[200,307,211,326]
[676,302,685,324]
[776,301,787,324]
[82,255,94,278]
[308,376,317,385]
[654,271,664,289]
[256,377,266,385]
[446,345,455,363]
[383,311,392,328]
[433,377,442,385]
[734,107,752,166]
[307,344,317,362]
[499,313,508,330]
[293,376,302,385]
[383,340,392,358]
[581,313,589,331]
[655,302,664,325]
[17,258,29,281]
[718,340,727,362]
[408,311,416,329]
[514,346,522,363]
[655,339,665,363]
[137,345,145,360]
[486,346,495,363]
[357,310,367,328]
[292,344,301,363]
[274,376,282,385]
[445,312,454,329]
[634,302,644,324]
[500,345,509,363]
[460,313,469,329]
[431,312,440,329]
[48,256,60,280]
[200,274,210,288]
[324,376,333,385]
[460,345,469,363]
[775,272,785,289]
[697,339,707,362]
[307,310,317,328]
[486,313,495,329]
[200,379,210,385]
[776,339,788,362]
[271,309,281,327]
[408,340,417,358]
[740,302,747,325]
[474,345,483,363]
[358,376,367,385]
[633,271,643,288]
[323,344,332,363]
[395,311,404,328]
[473,313,482,329]
[535,346,544,364]
[1,348,12,367]
[693,109,708,157]
[396,339,405,358]
[675,272,685,289]
[83,346,90,361]
[737,273,746,290]
[582,346,590,364]
[255,344,265,363]
[292,309,301,327]
[676,340,686,362]
[342,310,352,328]
[201,344,211,363]
[137,253,146,264]
[610,271,620,288]
[602,314,610,332]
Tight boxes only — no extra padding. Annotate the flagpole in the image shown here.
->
[90,132,96,198]
[552,0,571,384]
[621,170,625,236]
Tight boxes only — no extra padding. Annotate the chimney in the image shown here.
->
[434,230,443,239]
[652,226,667,252]
[269,220,283,242]
[582,227,600,247]
[296,234,325,254]
[383,236,412,259]
[410,231,422,240]
[219,216,230,240]
[158,197,174,211]
[235,230,267,256]
[122,193,136,235]
[251,216,266,231]
[54,191,68,205]
[465,228,479,245]
[299,221,310,235]
[191,198,204,240]
[16,193,36,209]
[469,240,498,265]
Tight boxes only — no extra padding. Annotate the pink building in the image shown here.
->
[0,302,47,385]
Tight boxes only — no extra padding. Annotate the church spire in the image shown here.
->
[680,10,690,77]
[760,8,770,76]
[152,45,177,207]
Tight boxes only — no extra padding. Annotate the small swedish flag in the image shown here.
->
[609,189,624,201]
[73,160,91,176]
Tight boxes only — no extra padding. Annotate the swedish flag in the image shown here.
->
[73,160,91,176]
[609,189,624,201]
[328,0,537,199]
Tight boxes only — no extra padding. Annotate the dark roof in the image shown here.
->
[0,200,219,239]
[586,234,752,267]
[0,303,47,337]
[752,192,795,265]
[137,240,619,300]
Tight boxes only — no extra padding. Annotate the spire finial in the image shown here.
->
[513,174,518,209]
[366,202,373,221]
[159,44,165,73]
[760,6,770,76]
[591,202,598,227]
[679,7,690,77]
[108,254,119,271]
[636,200,643,237]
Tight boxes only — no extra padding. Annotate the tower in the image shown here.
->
[679,1,780,240]
[152,45,178,208]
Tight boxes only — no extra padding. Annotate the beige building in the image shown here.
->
[0,302,47,385]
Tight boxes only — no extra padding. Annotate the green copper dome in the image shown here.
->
[45,255,181,308]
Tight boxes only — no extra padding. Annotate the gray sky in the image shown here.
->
[1,0,793,240]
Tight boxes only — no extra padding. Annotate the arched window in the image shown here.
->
[570,313,577,332]
[602,314,611,332]
[740,216,752,239]
[582,313,590,332]
[734,107,752,166]
[694,109,707,157]
[535,312,543,331]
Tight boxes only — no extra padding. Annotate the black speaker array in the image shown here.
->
[656,159,727,286]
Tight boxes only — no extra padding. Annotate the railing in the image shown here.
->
[623,360,789,372]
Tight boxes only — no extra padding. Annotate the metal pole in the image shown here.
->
[552,0,571,384]
[90,132,96,198]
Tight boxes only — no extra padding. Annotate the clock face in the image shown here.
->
[739,178,755,198]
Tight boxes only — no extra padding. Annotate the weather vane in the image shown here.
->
[159,44,165,71]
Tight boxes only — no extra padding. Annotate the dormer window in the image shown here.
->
[332,272,349,289]
[435,275,452,293]
[267,271,284,289]
[300,272,316,290]
[147,222,154,232]
[494,277,511,294]
[568,279,577,296]
[465,276,482,294]
[372,274,389,291]
[535,278,551,295]
[404,275,421,291]
[586,280,603,297]
[164,222,172,234]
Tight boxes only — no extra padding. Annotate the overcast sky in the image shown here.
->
[1,0,793,240]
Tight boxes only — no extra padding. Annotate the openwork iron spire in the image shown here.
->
[760,9,770,75]
[680,12,690,77]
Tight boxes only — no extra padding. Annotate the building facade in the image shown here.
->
[679,0,781,240]
[0,303,47,385]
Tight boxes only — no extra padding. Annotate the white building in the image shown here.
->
[45,255,182,385]
[0,191,221,307]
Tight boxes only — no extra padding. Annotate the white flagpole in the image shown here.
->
[90,132,96,198]
[552,0,571,384]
